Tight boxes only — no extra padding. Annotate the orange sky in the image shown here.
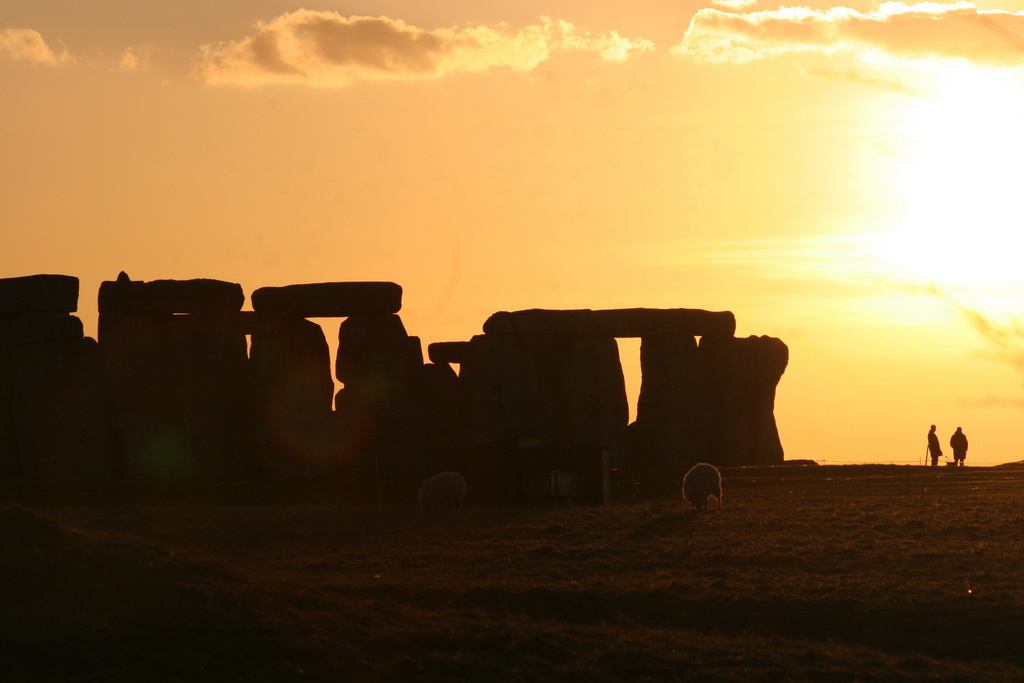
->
[4,1,1024,465]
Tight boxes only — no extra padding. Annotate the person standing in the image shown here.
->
[927,425,942,466]
[950,427,969,466]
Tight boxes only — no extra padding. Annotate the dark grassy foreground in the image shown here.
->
[4,464,1024,681]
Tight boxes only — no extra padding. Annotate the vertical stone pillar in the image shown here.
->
[334,313,424,476]
[98,274,252,479]
[250,314,335,477]
[457,333,545,447]
[0,275,113,478]
[630,334,702,470]
[698,335,788,466]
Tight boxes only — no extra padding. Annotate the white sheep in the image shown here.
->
[418,471,467,516]
[683,463,722,511]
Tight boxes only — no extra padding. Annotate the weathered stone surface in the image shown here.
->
[412,362,468,463]
[455,331,628,484]
[458,334,546,447]
[252,282,402,318]
[0,337,114,479]
[250,315,335,476]
[628,334,702,470]
[698,335,788,467]
[98,273,244,315]
[101,311,256,479]
[331,314,428,477]
[111,310,310,339]
[335,314,422,386]
[483,308,736,338]
[427,341,472,365]
[518,334,628,454]
[335,375,432,480]
[0,314,84,345]
[0,274,79,315]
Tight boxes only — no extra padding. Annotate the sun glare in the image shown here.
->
[873,67,1024,291]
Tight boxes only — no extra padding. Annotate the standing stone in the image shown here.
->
[516,334,627,454]
[335,314,422,388]
[99,275,254,479]
[447,334,545,503]
[455,331,627,502]
[250,314,335,477]
[698,335,788,466]
[0,314,84,344]
[0,275,114,479]
[100,311,254,479]
[0,323,112,478]
[457,334,545,447]
[629,334,702,470]
[526,334,628,501]
[334,314,425,477]
[412,362,467,463]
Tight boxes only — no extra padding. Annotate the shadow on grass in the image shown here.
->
[626,512,700,542]
[346,584,1024,668]
[0,506,309,683]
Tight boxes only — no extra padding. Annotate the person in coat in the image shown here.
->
[950,427,968,466]
[927,425,942,466]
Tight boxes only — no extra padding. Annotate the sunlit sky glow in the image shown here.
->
[4,0,1024,465]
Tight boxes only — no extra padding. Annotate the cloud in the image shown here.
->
[803,64,921,95]
[930,288,1024,374]
[712,0,759,9]
[672,1,1024,65]
[922,286,1024,408]
[194,11,654,87]
[647,233,903,284]
[666,233,1024,405]
[117,46,151,71]
[0,28,72,65]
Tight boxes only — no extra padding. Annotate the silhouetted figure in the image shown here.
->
[950,427,968,466]
[927,424,942,466]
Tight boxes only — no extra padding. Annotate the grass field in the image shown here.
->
[3,464,1024,681]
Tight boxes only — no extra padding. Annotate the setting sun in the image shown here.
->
[878,66,1024,289]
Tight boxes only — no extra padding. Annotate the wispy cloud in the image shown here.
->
[116,46,151,71]
[930,287,1024,374]
[194,11,654,88]
[646,233,903,284]
[712,0,759,9]
[668,233,1024,405]
[803,64,921,95]
[672,1,1024,65]
[0,28,73,65]
[932,286,1024,409]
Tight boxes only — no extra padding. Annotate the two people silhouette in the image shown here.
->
[926,424,969,466]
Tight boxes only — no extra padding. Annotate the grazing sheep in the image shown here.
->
[683,463,722,511]
[418,471,467,516]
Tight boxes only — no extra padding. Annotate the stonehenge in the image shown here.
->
[0,273,788,502]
